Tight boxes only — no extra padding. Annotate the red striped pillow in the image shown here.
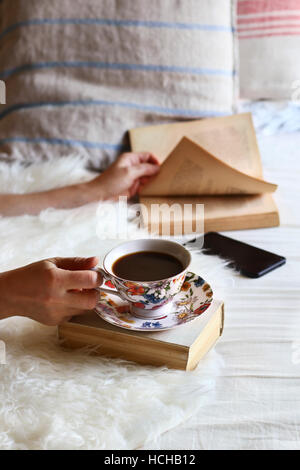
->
[238,0,300,99]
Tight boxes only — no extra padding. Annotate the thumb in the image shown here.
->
[130,162,160,180]
[51,256,99,271]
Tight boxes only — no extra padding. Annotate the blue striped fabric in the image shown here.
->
[0,0,236,167]
[0,61,234,80]
[0,136,127,151]
[0,100,228,122]
[0,18,234,42]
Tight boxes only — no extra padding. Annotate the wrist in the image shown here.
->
[51,182,105,209]
[70,182,99,206]
[84,178,107,203]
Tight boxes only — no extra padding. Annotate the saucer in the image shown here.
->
[94,271,213,331]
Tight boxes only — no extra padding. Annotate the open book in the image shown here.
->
[129,113,279,234]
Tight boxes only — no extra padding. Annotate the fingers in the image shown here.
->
[125,160,160,197]
[130,162,160,180]
[50,257,102,289]
[52,256,99,271]
[118,152,160,167]
[61,269,102,290]
[110,152,160,198]
[139,175,155,187]
[136,152,160,165]
[63,289,99,310]
[129,180,141,198]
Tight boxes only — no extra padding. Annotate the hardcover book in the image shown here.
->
[58,299,224,371]
[129,113,279,234]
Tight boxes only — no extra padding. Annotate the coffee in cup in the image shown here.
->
[112,251,184,282]
[95,239,191,319]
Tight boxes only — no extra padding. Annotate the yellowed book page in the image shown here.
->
[141,193,278,221]
[140,194,279,233]
[130,113,263,178]
[140,137,277,197]
[198,194,278,220]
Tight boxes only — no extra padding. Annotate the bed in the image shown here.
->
[1,0,300,450]
[142,102,300,449]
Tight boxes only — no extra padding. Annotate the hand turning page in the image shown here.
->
[130,113,265,179]
[140,137,277,197]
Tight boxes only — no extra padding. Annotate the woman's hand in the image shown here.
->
[0,152,160,216]
[88,152,160,200]
[0,257,102,325]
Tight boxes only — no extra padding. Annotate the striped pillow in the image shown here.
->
[238,0,300,99]
[0,0,237,169]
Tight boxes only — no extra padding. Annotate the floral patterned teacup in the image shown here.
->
[95,239,191,319]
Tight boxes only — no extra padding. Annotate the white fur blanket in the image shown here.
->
[0,156,231,450]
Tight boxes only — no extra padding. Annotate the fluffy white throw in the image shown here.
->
[0,156,231,450]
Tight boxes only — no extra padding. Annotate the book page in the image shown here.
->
[130,113,263,178]
[140,194,278,221]
[140,137,277,197]
[140,194,279,234]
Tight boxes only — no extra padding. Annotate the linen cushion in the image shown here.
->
[0,0,237,169]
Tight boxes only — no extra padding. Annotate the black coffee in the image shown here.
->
[112,251,184,281]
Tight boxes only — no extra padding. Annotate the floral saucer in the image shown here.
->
[94,272,213,331]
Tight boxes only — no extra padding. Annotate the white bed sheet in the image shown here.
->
[142,113,300,450]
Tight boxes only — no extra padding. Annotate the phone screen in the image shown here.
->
[186,232,286,278]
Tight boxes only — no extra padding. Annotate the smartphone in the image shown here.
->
[186,232,286,278]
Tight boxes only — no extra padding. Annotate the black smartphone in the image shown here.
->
[186,232,286,278]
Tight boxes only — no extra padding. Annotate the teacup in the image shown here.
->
[95,239,191,319]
